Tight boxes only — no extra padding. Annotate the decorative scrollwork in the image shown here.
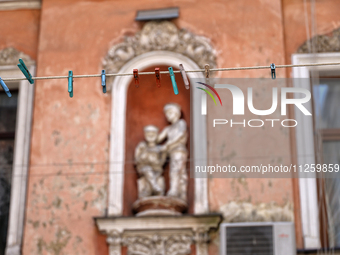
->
[0,47,33,65]
[103,21,217,86]
[297,27,340,53]
[123,234,192,255]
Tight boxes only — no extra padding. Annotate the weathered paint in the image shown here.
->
[0,0,338,253]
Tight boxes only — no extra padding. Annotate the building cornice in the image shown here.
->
[0,1,41,11]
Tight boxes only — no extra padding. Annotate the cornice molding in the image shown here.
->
[0,1,41,11]
[297,27,340,53]
[0,47,34,66]
[95,214,222,255]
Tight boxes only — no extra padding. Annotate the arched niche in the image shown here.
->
[104,21,217,216]
[108,51,209,215]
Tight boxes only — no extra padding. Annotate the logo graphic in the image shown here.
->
[196,82,222,106]
[196,81,312,128]
[199,83,311,116]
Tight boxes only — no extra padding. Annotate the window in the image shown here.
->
[0,60,34,255]
[292,53,340,249]
[312,76,340,247]
[0,87,18,255]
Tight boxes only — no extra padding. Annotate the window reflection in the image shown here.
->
[313,78,340,247]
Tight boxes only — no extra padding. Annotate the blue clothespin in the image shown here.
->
[270,63,276,79]
[168,67,178,95]
[101,70,106,93]
[17,58,34,84]
[68,71,73,98]
[0,77,12,97]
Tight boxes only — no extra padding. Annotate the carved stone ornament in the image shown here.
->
[103,21,217,85]
[297,27,340,53]
[220,201,294,223]
[123,234,192,255]
[106,230,123,255]
[0,47,33,65]
[95,214,222,255]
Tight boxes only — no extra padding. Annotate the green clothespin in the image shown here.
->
[17,58,34,84]
[168,67,178,95]
[68,71,73,98]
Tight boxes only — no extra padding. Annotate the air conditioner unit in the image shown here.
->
[220,222,296,255]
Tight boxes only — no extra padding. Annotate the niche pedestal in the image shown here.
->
[132,196,187,216]
[95,214,222,255]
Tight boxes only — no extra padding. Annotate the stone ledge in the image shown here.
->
[132,196,188,216]
[0,1,41,11]
[94,213,223,234]
[94,214,222,255]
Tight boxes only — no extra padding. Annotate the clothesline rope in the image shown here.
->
[2,62,340,82]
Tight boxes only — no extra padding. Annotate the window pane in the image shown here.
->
[0,90,17,255]
[0,140,14,254]
[0,91,18,133]
[313,78,340,129]
[323,141,340,247]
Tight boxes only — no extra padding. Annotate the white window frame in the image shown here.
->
[0,64,35,255]
[292,52,340,249]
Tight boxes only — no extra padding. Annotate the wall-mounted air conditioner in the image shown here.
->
[220,222,296,255]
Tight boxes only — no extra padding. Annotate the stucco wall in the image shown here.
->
[23,0,292,254]
[283,0,340,66]
[0,0,335,254]
[0,9,40,60]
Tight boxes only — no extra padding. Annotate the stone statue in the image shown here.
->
[133,104,189,216]
[158,103,188,202]
[135,125,166,198]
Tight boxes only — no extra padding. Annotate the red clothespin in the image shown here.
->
[155,68,161,88]
[133,69,139,88]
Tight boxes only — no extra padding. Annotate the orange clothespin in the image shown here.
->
[133,69,139,88]
[155,68,161,88]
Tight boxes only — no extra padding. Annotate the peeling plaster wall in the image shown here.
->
[23,0,290,254]
[23,1,114,253]
[7,0,340,254]
[203,0,296,253]
[282,0,340,67]
[24,173,108,254]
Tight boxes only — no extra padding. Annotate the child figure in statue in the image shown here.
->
[134,125,166,198]
[157,103,188,202]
